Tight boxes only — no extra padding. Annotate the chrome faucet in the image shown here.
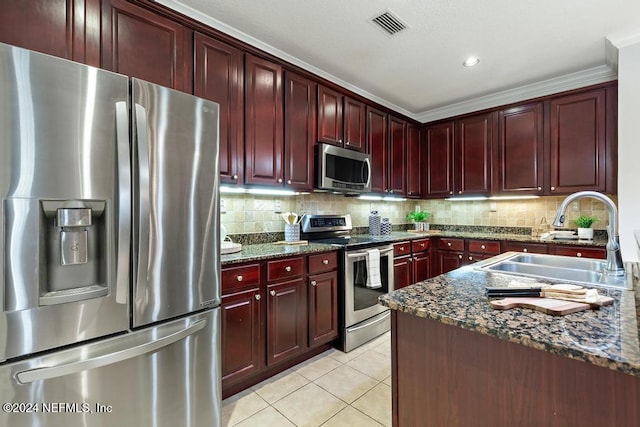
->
[552,191,624,276]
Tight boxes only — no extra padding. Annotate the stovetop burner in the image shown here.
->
[300,214,393,250]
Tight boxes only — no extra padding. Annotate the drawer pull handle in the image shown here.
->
[236,275,243,282]
[480,245,486,250]
[285,266,292,272]
[469,256,473,261]
[232,174,238,180]
[400,247,405,251]
[270,290,276,296]
[420,243,425,248]
[447,242,452,247]
[311,281,317,287]
[523,248,528,253]
[277,178,283,183]
[458,254,463,259]
[322,259,329,265]
[255,294,261,301]
[576,252,582,258]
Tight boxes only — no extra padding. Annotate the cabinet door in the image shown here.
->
[389,116,407,196]
[425,121,455,198]
[317,85,344,146]
[437,251,463,275]
[344,97,366,152]
[308,271,338,347]
[456,113,494,196]
[101,0,191,91]
[367,107,389,193]
[284,71,316,191]
[413,252,431,282]
[406,124,422,198]
[549,89,607,193]
[267,278,307,365]
[194,33,244,185]
[497,103,544,195]
[221,288,264,388]
[245,54,284,186]
[0,0,100,66]
[394,256,413,290]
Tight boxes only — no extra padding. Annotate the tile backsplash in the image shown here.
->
[220,193,616,235]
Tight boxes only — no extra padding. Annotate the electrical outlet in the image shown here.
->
[220,198,227,214]
[489,202,497,212]
[370,203,377,213]
[274,199,282,213]
[572,202,580,211]
[415,205,421,212]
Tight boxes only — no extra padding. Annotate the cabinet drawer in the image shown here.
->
[468,240,500,255]
[308,251,338,274]
[551,245,606,259]
[503,242,549,254]
[394,241,411,257]
[411,238,431,254]
[222,263,261,294]
[267,256,305,282]
[437,238,464,252]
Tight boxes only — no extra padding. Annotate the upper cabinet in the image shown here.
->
[549,87,613,194]
[456,113,494,196]
[193,33,244,185]
[406,124,422,198]
[244,54,284,186]
[367,107,389,193]
[318,85,366,152]
[424,121,455,198]
[495,103,544,195]
[101,0,192,91]
[284,71,316,191]
[388,115,407,196]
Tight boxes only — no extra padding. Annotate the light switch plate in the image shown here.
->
[220,199,227,213]
[274,200,282,213]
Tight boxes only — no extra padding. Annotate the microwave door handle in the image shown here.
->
[115,101,131,305]
[363,157,371,188]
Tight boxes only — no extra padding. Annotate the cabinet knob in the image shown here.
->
[447,242,452,247]
[285,266,292,272]
[255,294,261,301]
[310,280,317,287]
[576,252,582,258]
[286,179,292,185]
[339,139,343,143]
[449,191,453,195]
[551,186,556,191]
[277,178,283,183]
[481,245,485,250]
[322,259,329,265]
[270,290,276,296]
[458,254,463,259]
[468,256,473,261]
[400,247,405,251]
[458,191,462,195]
[345,141,350,145]
[236,275,243,282]
[420,243,425,248]
[232,174,238,180]
[537,186,542,191]
[523,248,528,253]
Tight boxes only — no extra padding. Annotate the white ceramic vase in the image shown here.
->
[577,227,594,240]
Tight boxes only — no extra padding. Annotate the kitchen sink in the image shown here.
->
[477,252,627,288]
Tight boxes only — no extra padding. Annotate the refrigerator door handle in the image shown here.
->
[133,103,151,300]
[15,319,207,384]
[115,101,131,304]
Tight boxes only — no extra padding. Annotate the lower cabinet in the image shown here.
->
[221,251,338,397]
[393,239,432,289]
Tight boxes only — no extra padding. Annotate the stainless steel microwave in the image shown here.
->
[316,143,371,193]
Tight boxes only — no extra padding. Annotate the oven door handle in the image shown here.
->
[346,246,394,259]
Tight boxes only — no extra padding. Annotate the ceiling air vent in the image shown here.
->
[371,10,409,36]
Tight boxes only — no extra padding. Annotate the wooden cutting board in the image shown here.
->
[489,296,613,316]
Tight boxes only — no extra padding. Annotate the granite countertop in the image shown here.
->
[379,259,640,378]
[221,242,338,265]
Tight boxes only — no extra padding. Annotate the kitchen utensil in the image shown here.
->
[282,212,292,223]
[489,295,613,315]
[288,213,298,225]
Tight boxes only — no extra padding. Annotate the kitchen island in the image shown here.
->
[379,259,640,427]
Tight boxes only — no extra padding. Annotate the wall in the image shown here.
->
[613,35,640,261]
[221,193,614,235]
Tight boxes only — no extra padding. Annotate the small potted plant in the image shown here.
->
[574,215,598,240]
[406,211,430,231]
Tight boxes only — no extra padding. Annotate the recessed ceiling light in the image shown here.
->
[463,56,480,67]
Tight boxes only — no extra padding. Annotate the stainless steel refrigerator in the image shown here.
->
[0,42,221,426]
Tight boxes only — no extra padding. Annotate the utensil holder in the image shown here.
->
[369,211,381,235]
[284,223,300,242]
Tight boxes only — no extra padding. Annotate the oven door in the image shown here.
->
[343,245,394,327]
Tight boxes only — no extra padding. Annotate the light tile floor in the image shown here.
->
[222,332,392,427]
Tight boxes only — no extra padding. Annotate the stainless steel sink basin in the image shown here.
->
[477,252,627,288]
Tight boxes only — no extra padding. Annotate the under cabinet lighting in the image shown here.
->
[489,196,540,201]
[446,195,540,201]
[358,195,407,202]
[446,196,488,201]
[220,186,306,196]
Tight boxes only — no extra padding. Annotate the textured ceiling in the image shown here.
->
[158,0,640,121]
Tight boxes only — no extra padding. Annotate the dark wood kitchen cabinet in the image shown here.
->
[244,54,284,186]
[368,107,389,193]
[436,238,465,275]
[406,124,422,198]
[456,112,494,196]
[0,0,101,66]
[388,116,407,196]
[496,102,544,195]
[284,71,316,191]
[393,239,432,289]
[549,88,610,194]
[424,121,455,198]
[317,86,366,152]
[307,252,339,347]
[411,239,432,282]
[194,33,244,185]
[101,0,192,91]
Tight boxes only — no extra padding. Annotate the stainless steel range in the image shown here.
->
[301,214,393,352]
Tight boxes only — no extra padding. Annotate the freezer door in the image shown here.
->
[131,79,220,328]
[0,309,221,427]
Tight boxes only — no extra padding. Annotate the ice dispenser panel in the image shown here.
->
[58,208,91,265]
